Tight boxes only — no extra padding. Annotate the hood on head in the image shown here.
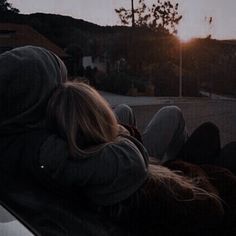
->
[0,46,67,134]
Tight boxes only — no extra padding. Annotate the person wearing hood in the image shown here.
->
[0,46,129,236]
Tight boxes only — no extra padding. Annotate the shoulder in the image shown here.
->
[101,135,149,168]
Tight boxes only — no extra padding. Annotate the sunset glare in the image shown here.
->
[177,30,193,43]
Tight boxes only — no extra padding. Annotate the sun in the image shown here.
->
[177,20,197,42]
[177,30,194,43]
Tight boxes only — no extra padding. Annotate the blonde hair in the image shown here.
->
[148,164,223,205]
[47,81,119,157]
[104,164,224,222]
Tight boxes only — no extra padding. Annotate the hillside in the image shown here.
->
[0,12,132,53]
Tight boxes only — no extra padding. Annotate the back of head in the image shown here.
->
[0,46,67,134]
[47,82,119,156]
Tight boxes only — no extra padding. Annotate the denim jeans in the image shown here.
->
[114,104,188,163]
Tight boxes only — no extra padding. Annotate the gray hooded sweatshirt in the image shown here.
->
[0,46,149,208]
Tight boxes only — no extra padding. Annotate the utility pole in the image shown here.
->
[179,40,183,97]
[131,0,135,27]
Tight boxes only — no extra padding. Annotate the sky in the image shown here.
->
[10,0,236,40]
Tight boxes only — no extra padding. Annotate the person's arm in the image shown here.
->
[32,134,149,205]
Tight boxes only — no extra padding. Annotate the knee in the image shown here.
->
[114,104,133,113]
[198,122,219,134]
[114,104,136,126]
[158,106,184,121]
[149,105,186,134]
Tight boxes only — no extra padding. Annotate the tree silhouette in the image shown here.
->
[115,0,182,34]
[0,0,19,13]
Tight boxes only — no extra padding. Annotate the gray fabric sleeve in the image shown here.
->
[38,135,149,205]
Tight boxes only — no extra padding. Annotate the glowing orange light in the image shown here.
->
[178,31,193,43]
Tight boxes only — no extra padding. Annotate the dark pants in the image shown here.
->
[217,141,236,175]
[177,122,236,175]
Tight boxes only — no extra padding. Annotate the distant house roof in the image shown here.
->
[0,23,67,58]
